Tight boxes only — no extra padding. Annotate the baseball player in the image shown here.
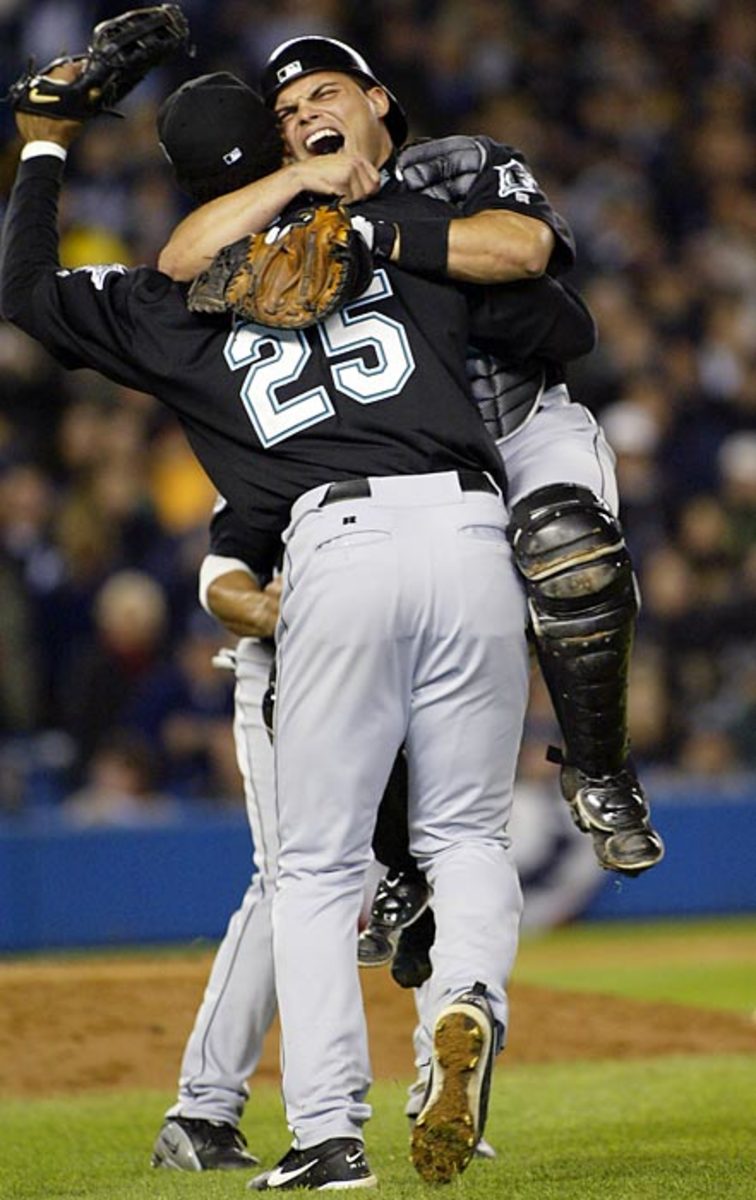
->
[151,503,278,1172]
[146,71,595,1174]
[154,498,435,1170]
[1,50,600,1188]
[160,39,664,884]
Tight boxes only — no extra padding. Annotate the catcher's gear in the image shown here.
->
[187,203,374,330]
[556,759,665,876]
[508,483,639,778]
[261,36,408,148]
[8,4,190,121]
[399,135,489,203]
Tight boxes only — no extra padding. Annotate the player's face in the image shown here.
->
[274,72,392,165]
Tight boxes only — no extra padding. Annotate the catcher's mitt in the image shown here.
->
[187,204,374,330]
[8,4,190,121]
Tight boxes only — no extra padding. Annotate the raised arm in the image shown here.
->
[0,63,83,325]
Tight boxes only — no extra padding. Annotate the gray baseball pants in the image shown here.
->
[273,470,529,1148]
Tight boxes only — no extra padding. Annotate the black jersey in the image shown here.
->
[2,157,511,546]
[459,137,575,275]
[209,497,278,583]
[1,157,594,547]
[357,160,591,366]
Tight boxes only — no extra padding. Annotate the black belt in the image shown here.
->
[319,470,497,508]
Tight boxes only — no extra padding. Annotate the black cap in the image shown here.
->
[261,37,408,148]
[157,72,283,198]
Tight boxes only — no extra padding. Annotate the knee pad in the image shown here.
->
[508,484,638,775]
[508,483,637,630]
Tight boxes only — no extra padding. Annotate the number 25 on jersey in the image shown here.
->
[224,270,416,448]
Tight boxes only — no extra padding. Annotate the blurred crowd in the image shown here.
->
[0,0,754,819]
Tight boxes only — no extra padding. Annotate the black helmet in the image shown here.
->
[260,36,408,147]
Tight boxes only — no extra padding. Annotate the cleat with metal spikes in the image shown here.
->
[410,982,495,1184]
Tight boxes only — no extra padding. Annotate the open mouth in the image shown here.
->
[305,128,345,156]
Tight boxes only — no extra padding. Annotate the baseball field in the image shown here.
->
[1,915,754,1198]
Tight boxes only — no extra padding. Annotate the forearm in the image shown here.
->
[445,210,555,283]
[158,164,307,280]
[206,571,279,639]
[385,208,556,286]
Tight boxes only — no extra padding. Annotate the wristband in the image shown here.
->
[371,220,398,260]
[396,217,450,276]
[351,215,397,259]
[20,141,68,162]
[199,554,257,613]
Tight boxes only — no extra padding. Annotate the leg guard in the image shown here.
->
[508,483,637,777]
[508,484,663,874]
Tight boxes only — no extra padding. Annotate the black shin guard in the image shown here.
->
[509,484,638,777]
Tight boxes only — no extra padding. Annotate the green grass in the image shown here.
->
[514,916,756,1012]
[2,1058,755,1199]
[3,917,755,1197]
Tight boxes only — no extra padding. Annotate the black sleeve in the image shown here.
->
[1,156,65,321]
[465,275,597,363]
[1,155,187,390]
[209,500,281,582]
[460,138,576,274]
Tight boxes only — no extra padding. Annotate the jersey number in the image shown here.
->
[223,270,415,447]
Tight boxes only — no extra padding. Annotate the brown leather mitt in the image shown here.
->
[187,203,374,330]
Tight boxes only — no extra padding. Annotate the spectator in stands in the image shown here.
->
[1,0,754,794]
[61,730,177,827]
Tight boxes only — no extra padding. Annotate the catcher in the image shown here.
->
[158,39,664,887]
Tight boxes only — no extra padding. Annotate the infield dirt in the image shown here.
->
[1,948,754,1098]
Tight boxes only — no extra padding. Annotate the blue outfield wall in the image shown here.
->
[0,782,755,952]
[581,782,756,920]
[0,812,256,952]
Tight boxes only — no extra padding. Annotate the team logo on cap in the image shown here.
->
[277,60,302,84]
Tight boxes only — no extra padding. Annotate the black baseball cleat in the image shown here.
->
[411,982,496,1184]
[369,872,431,931]
[247,1138,377,1190]
[357,925,396,968]
[151,1115,259,1171]
[391,906,435,989]
[358,871,431,969]
[559,762,665,875]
